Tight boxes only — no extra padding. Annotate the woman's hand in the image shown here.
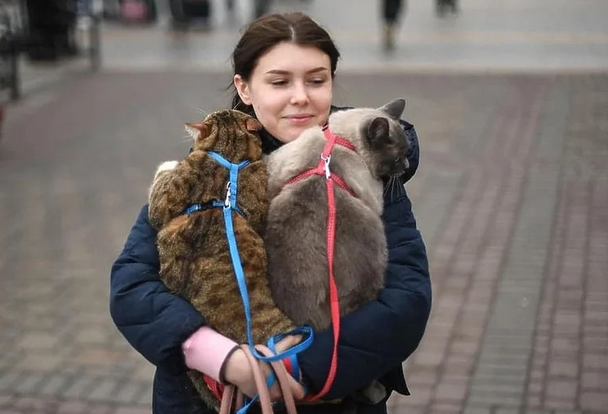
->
[223,334,303,400]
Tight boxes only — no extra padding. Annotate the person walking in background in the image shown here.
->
[381,0,404,51]
[436,0,458,17]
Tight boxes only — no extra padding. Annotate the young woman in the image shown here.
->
[110,12,431,414]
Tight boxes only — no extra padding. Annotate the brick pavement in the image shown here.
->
[0,72,606,414]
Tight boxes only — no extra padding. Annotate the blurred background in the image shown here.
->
[0,0,607,413]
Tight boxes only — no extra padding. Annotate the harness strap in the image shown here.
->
[286,168,354,197]
[207,151,250,210]
[324,125,356,152]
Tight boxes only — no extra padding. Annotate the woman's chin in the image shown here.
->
[285,125,316,142]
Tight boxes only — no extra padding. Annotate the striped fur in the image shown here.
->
[148,109,296,411]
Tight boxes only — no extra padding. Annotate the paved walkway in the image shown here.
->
[1,70,606,414]
[1,0,607,413]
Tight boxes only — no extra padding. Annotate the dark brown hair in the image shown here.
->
[230,12,341,112]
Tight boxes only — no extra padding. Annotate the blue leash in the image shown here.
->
[185,151,314,365]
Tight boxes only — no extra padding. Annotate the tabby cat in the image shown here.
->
[148,109,296,411]
[264,99,411,404]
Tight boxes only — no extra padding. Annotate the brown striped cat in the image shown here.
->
[147,109,296,411]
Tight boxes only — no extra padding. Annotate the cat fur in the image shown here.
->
[148,109,296,411]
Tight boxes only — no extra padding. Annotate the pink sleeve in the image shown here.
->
[182,326,239,382]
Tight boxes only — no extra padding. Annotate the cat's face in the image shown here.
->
[185,109,263,162]
[328,99,410,181]
[360,114,410,180]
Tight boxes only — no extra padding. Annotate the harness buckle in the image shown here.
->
[224,182,232,208]
[321,153,332,180]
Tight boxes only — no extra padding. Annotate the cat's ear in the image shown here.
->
[366,117,390,147]
[378,98,406,120]
[185,122,208,141]
[245,118,262,132]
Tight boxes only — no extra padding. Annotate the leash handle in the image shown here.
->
[230,345,303,414]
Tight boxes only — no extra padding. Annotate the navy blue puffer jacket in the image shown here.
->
[109,115,432,414]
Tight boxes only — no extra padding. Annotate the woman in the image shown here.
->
[110,12,431,414]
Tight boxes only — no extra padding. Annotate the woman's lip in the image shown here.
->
[284,115,313,119]
[284,115,314,125]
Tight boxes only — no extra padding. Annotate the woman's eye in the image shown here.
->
[271,80,288,87]
[308,78,326,85]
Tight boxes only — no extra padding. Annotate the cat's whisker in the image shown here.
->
[180,134,194,144]
[389,176,398,201]
[383,175,397,198]
[383,180,391,198]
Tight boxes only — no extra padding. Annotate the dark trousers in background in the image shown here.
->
[381,0,404,51]
[382,0,403,26]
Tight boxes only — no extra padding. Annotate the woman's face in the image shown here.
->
[234,42,333,143]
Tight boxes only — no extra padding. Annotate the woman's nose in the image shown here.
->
[290,83,309,106]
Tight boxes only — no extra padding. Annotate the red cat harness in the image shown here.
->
[285,125,357,402]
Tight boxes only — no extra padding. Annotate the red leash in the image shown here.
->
[204,374,225,401]
[288,127,356,402]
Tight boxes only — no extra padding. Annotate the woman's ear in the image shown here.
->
[234,75,252,106]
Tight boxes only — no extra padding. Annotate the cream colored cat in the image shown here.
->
[264,99,410,403]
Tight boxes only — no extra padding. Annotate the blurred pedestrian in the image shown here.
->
[110,11,431,414]
[436,0,458,17]
[381,0,404,51]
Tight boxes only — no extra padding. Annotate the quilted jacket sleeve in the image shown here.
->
[109,205,206,375]
[296,123,432,400]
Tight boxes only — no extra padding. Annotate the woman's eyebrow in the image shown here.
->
[265,67,329,75]
[306,67,329,74]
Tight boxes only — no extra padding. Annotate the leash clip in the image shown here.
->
[224,182,232,208]
[321,153,332,180]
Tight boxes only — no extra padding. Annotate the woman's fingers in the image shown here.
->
[274,334,303,352]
